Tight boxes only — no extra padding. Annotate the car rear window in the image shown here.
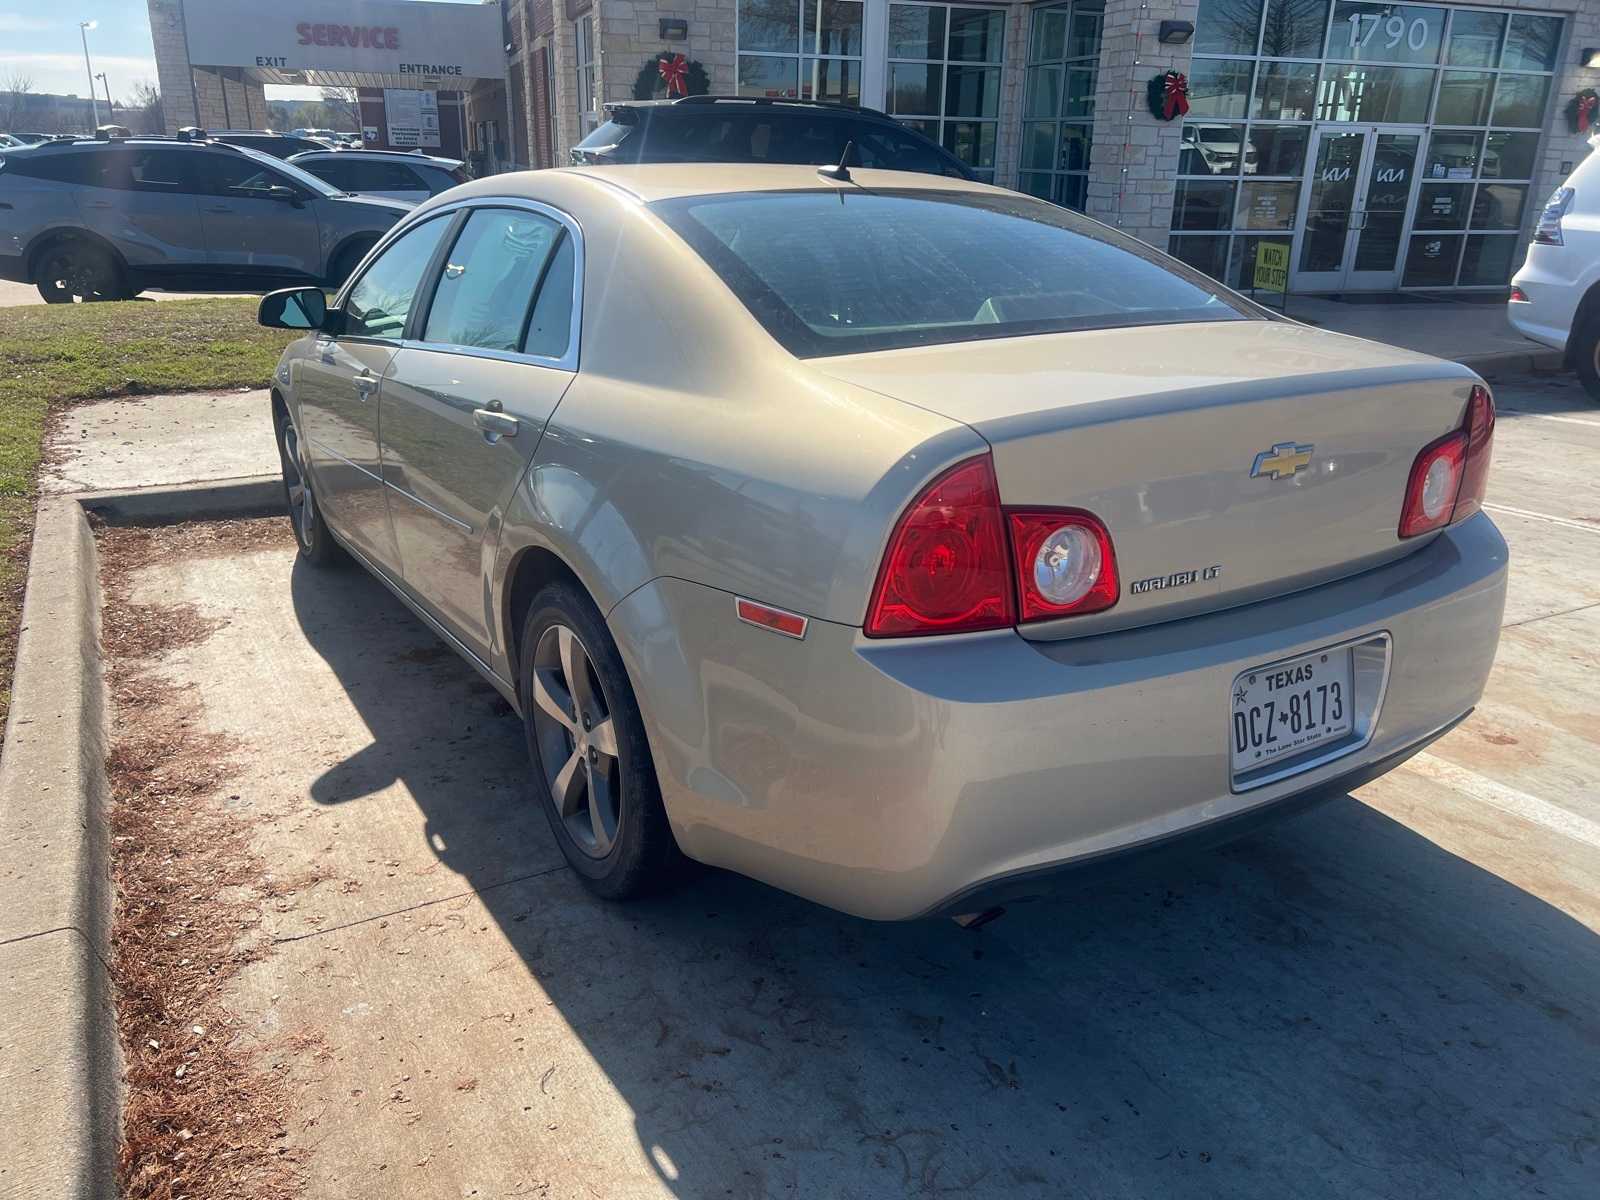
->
[652,189,1253,357]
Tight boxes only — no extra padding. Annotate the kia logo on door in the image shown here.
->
[296,22,400,49]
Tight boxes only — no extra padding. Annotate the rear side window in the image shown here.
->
[412,165,464,194]
[849,124,969,178]
[0,149,118,187]
[653,189,1251,357]
[127,148,198,193]
[311,159,425,192]
[575,119,635,155]
[422,207,574,358]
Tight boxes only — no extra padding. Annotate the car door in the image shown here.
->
[192,149,320,277]
[379,203,580,657]
[73,147,210,272]
[296,213,452,572]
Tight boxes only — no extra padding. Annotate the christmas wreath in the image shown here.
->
[632,53,710,100]
[1565,88,1599,134]
[1145,71,1189,121]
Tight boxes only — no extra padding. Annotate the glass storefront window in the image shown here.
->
[1327,3,1445,66]
[1189,59,1255,117]
[1183,0,1561,290]
[1472,183,1526,230]
[1021,0,1101,208]
[1260,0,1329,58]
[1254,62,1318,120]
[1434,71,1493,125]
[1194,0,1265,55]
[1501,14,1561,71]
[1174,179,1238,230]
[1444,10,1503,66]
[888,3,1004,180]
[739,0,864,102]
[1482,131,1537,180]
[1249,125,1309,175]
[1238,180,1301,229]
[1181,123,1247,175]
[1316,65,1433,121]
[1414,181,1471,229]
[1424,129,1482,178]
[1491,74,1550,128]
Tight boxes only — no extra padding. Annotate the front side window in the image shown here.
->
[343,217,450,340]
[655,189,1249,358]
[422,208,573,356]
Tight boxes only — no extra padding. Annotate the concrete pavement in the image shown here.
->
[1285,293,1559,373]
[79,371,1600,1199]
[0,279,245,308]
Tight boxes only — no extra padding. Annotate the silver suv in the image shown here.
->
[0,138,409,302]
[287,149,467,204]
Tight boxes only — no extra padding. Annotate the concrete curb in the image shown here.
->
[0,477,284,1200]
[1455,347,1566,378]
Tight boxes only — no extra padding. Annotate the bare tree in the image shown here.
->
[130,80,164,135]
[319,87,362,132]
[2,71,33,132]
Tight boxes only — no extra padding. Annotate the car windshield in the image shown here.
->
[230,144,343,197]
[652,189,1251,357]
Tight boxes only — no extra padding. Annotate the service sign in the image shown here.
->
[179,0,506,80]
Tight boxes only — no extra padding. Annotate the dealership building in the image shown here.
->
[149,0,1598,293]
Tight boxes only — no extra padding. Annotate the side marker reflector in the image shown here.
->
[735,597,808,640]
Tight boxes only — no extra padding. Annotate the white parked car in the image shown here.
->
[1509,139,1600,399]
[287,148,467,203]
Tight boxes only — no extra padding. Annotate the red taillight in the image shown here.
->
[865,455,1120,636]
[864,456,1014,637]
[1509,285,1529,303]
[1398,384,1494,538]
[1009,511,1119,620]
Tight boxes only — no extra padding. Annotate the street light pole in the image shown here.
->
[79,20,99,130]
[95,72,112,118]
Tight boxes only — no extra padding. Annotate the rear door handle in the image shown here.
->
[473,409,519,440]
[354,372,379,399]
[85,200,112,209]
[205,205,232,214]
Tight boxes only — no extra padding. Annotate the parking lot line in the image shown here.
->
[1483,502,1600,535]
[1498,409,1600,429]
[1403,751,1600,850]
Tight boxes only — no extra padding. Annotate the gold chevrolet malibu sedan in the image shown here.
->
[259,163,1507,921]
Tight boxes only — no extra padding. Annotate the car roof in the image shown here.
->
[291,149,461,166]
[521,163,1004,203]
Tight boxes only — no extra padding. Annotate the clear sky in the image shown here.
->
[0,0,485,106]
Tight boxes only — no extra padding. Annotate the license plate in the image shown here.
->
[1230,647,1355,777]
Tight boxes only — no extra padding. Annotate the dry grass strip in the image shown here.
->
[98,518,308,1200]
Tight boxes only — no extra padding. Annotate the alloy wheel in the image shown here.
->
[39,248,114,302]
[279,416,316,547]
[529,624,621,858]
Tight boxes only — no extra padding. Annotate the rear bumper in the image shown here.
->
[610,514,1508,920]
[1509,259,1578,354]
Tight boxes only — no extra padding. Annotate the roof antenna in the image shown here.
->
[817,139,853,183]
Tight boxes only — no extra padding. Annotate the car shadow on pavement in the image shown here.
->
[290,558,1600,1200]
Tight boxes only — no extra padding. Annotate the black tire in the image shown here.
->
[1573,309,1600,403]
[272,400,345,566]
[34,240,127,303]
[519,581,682,899]
[326,239,375,289]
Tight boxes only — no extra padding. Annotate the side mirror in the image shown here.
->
[258,286,327,330]
[267,184,299,203]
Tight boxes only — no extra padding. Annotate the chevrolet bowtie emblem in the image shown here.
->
[1250,442,1314,481]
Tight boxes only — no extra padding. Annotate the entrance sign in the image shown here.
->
[384,89,440,149]
[179,0,505,80]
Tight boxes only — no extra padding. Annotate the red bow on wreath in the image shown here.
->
[1580,93,1598,133]
[1163,71,1190,120]
[658,53,689,98]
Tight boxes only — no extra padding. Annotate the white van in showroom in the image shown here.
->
[1509,138,1600,400]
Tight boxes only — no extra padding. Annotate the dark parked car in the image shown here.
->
[570,96,976,179]
[0,137,407,302]
[208,130,333,159]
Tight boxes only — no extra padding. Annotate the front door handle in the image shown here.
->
[205,205,232,214]
[354,372,379,400]
[473,408,519,440]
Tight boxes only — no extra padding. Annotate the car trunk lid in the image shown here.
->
[813,320,1482,639]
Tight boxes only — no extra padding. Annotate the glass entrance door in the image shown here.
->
[1291,125,1424,291]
